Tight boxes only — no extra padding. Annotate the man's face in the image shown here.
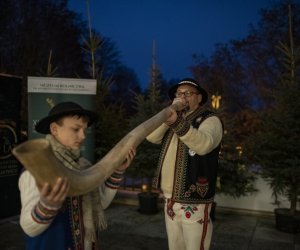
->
[50,116,88,150]
[176,84,202,112]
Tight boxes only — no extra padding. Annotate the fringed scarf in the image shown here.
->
[46,135,107,250]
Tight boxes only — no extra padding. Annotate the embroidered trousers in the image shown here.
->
[164,200,213,250]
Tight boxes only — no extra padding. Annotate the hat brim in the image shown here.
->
[168,84,208,105]
[35,109,98,134]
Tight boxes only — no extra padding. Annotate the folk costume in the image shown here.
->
[147,79,223,250]
[19,135,124,250]
[19,102,124,250]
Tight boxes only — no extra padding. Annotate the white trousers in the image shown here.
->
[164,200,213,250]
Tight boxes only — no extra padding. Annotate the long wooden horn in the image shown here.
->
[12,103,184,196]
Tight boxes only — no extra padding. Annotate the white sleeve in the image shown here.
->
[19,170,52,237]
[146,123,169,144]
[180,116,223,155]
[98,184,118,209]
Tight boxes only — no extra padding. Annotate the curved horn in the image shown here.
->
[12,103,184,196]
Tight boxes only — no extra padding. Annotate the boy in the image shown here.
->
[19,101,135,249]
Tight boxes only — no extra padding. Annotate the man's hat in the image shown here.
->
[168,78,208,105]
[35,101,98,134]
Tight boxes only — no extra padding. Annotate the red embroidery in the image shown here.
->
[181,205,198,219]
[199,203,210,250]
[196,177,209,197]
[166,199,175,220]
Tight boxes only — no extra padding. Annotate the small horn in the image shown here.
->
[13,103,184,196]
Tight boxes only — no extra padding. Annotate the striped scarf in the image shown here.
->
[46,135,107,250]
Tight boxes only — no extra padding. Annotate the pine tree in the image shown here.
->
[217,108,257,198]
[213,100,257,198]
[246,5,300,215]
[126,81,167,192]
[94,76,128,161]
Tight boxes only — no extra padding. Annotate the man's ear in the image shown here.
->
[49,122,58,135]
[198,94,202,104]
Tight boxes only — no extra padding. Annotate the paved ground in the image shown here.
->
[0,196,299,250]
[99,202,299,250]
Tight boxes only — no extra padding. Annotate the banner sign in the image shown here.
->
[28,77,96,94]
[28,76,97,162]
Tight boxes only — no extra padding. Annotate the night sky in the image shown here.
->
[68,0,273,87]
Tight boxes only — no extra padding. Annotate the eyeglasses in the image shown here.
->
[175,91,199,98]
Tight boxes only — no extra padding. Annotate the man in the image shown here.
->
[147,78,223,250]
[19,101,135,249]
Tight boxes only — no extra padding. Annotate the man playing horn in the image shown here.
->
[18,101,135,250]
[147,78,223,250]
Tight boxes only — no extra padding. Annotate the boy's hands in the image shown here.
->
[37,177,70,209]
[118,148,136,171]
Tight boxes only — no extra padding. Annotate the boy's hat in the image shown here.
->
[35,101,98,134]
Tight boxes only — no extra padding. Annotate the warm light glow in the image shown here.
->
[236,145,243,156]
[141,184,148,192]
[211,94,221,109]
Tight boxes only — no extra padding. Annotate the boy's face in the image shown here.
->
[50,115,88,150]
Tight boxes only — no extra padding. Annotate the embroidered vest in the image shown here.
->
[153,109,222,204]
[24,197,85,250]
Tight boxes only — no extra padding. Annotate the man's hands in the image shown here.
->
[165,107,178,126]
[165,98,187,126]
[118,148,136,171]
[37,177,70,209]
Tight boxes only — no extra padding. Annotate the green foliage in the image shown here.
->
[126,82,168,190]
[191,2,300,206]
[217,109,257,198]
[82,30,104,79]
[94,77,129,160]
[246,31,300,214]
[0,0,135,128]
[218,158,257,198]
[248,84,300,212]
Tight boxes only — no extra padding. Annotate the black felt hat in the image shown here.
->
[35,101,98,134]
[168,78,208,105]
